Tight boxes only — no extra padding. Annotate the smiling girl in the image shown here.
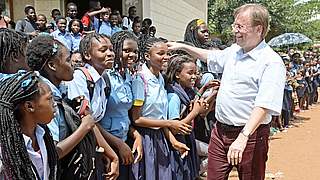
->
[131,37,192,179]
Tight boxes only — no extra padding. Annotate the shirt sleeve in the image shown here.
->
[15,20,23,32]
[167,93,181,120]
[81,14,90,28]
[47,111,60,142]
[122,17,129,29]
[66,69,90,102]
[206,47,231,73]
[254,62,286,115]
[132,75,145,106]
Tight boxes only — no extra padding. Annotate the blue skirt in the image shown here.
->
[171,132,200,180]
[133,127,173,180]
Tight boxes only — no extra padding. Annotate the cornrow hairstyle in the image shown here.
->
[111,30,139,70]
[26,35,65,79]
[184,19,207,49]
[68,19,84,34]
[0,28,28,73]
[0,71,58,180]
[139,36,167,63]
[166,55,195,84]
[79,32,111,63]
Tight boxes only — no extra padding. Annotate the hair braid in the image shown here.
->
[166,55,194,84]
[0,72,58,179]
[184,19,207,49]
[0,28,28,73]
[80,32,112,62]
[27,35,97,178]
[111,30,139,70]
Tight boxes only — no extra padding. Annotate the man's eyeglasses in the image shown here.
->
[231,23,253,33]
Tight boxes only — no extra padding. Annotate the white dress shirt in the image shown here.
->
[207,40,286,126]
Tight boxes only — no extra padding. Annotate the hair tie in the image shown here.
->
[52,42,59,55]
[196,19,205,26]
[0,100,13,110]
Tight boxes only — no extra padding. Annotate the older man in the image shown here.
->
[168,3,286,180]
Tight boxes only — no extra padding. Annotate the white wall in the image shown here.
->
[142,0,208,40]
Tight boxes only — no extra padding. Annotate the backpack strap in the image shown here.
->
[136,72,148,97]
[76,67,95,101]
[101,71,111,99]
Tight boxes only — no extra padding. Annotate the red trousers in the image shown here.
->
[207,122,270,180]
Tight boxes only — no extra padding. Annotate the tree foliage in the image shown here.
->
[208,0,320,44]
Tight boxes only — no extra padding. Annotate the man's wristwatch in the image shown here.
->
[240,129,250,138]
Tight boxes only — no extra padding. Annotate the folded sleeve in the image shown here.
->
[132,75,145,106]
[167,93,181,120]
[254,62,286,115]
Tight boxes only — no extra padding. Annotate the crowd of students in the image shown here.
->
[0,1,319,180]
[0,1,218,178]
[2,1,156,53]
[271,48,320,134]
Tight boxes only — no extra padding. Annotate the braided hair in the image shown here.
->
[0,28,28,73]
[26,35,97,178]
[184,19,207,49]
[111,30,138,70]
[139,36,167,63]
[166,55,195,84]
[26,35,65,79]
[0,71,58,180]
[79,32,111,62]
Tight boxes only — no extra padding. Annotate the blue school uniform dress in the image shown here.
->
[132,63,172,180]
[167,82,200,180]
[66,63,107,122]
[100,69,138,180]
[50,29,73,52]
[71,32,81,52]
[98,21,112,36]
[111,26,122,35]
[99,69,132,141]
[42,77,68,142]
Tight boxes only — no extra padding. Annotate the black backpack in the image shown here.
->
[76,67,111,101]
[55,97,102,180]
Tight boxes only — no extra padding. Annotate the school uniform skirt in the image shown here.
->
[171,132,200,180]
[133,127,172,180]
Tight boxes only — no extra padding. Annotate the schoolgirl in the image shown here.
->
[131,37,192,179]
[0,71,58,179]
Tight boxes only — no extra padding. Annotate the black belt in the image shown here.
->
[216,121,244,131]
[216,121,270,132]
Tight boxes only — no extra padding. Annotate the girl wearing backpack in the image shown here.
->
[27,35,118,179]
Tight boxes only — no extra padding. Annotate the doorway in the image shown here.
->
[65,0,123,18]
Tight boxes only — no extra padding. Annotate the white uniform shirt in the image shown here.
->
[207,40,286,126]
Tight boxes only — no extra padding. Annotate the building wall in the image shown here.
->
[12,0,34,21]
[11,0,207,41]
[142,0,208,40]
[12,0,64,22]
[35,0,64,21]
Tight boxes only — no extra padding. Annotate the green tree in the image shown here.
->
[208,0,320,44]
